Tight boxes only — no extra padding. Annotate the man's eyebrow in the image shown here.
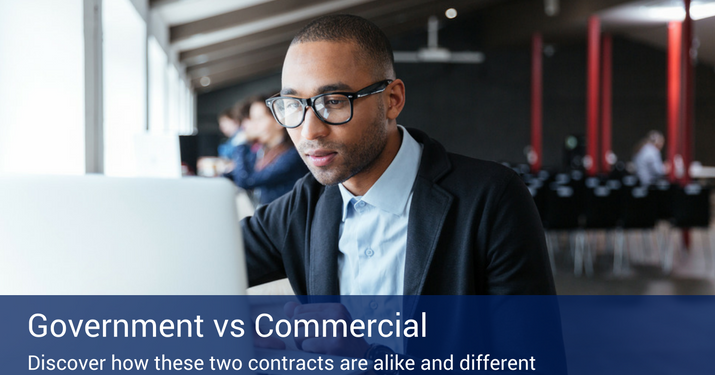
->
[316,83,352,93]
[280,82,352,97]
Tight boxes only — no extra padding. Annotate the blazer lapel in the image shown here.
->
[306,128,452,296]
[403,177,453,295]
[403,127,454,296]
[308,185,342,295]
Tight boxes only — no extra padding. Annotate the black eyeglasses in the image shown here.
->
[265,80,393,128]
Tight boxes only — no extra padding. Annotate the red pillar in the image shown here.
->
[667,21,682,183]
[682,0,694,249]
[682,0,694,185]
[531,33,543,173]
[600,34,613,174]
[586,16,601,176]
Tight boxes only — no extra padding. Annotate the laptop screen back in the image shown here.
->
[0,175,247,295]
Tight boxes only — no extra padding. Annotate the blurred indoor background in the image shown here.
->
[1,0,713,294]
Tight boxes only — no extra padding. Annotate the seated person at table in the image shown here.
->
[230,94,308,206]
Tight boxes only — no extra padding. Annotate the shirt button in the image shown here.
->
[365,248,374,257]
[356,201,365,208]
[370,301,378,310]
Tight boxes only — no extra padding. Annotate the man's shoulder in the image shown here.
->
[439,152,521,201]
[406,127,519,193]
[447,153,518,183]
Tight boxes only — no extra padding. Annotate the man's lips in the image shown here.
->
[306,150,337,167]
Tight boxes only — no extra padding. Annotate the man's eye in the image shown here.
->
[284,101,301,111]
[322,96,348,109]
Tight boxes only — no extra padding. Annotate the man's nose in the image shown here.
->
[300,107,330,140]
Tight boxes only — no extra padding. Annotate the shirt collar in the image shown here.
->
[338,125,423,221]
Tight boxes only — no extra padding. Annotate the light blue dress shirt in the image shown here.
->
[633,143,665,185]
[337,126,423,295]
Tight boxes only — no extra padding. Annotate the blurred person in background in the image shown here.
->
[217,105,245,161]
[214,105,247,174]
[633,130,666,185]
[230,94,308,206]
[197,105,247,177]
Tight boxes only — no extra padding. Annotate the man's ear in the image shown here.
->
[385,79,406,120]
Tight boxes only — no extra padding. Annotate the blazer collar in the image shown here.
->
[406,128,451,183]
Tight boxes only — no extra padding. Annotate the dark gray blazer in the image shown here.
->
[241,128,555,295]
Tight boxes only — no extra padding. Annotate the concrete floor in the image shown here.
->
[551,225,715,295]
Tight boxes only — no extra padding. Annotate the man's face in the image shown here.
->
[281,41,389,186]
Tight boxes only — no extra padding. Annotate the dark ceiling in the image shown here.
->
[149,0,714,93]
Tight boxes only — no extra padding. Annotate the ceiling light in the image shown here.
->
[393,16,484,64]
[200,77,211,87]
[445,8,457,19]
[643,1,715,21]
[544,0,559,16]
[692,1,715,20]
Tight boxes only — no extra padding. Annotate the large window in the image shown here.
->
[149,37,195,136]
[167,64,180,134]
[103,0,147,177]
[149,36,169,134]
[0,0,85,175]
[0,0,194,176]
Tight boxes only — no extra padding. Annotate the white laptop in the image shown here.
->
[0,174,366,375]
[0,174,247,295]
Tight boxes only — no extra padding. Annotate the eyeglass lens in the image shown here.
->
[271,94,352,128]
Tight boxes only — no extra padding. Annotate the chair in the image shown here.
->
[574,179,622,277]
[663,183,713,274]
[650,179,675,221]
[523,175,547,224]
[614,183,657,275]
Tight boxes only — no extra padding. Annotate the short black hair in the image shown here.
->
[291,14,395,80]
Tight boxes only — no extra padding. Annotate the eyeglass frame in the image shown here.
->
[264,79,394,128]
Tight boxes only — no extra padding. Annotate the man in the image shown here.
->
[217,106,244,161]
[241,14,554,296]
[633,130,666,185]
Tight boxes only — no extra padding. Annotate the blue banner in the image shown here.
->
[1,296,713,374]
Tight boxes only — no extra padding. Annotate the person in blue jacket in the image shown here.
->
[231,94,308,206]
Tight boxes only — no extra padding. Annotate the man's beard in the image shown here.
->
[297,102,388,187]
